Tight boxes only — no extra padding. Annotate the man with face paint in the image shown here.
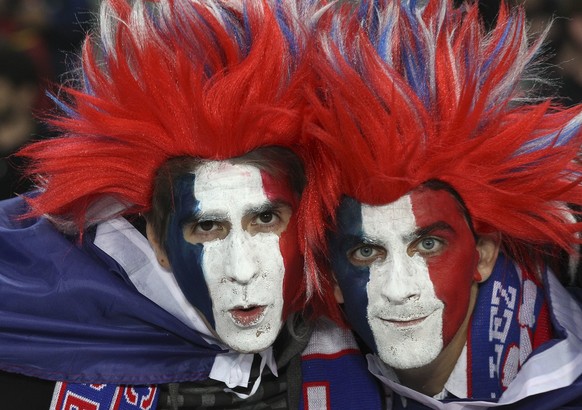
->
[0,0,383,409]
[300,0,582,408]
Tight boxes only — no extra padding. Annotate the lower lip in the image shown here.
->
[229,306,267,327]
[382,316,428,328]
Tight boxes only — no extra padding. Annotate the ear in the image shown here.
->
[475,232,501,283]
[334,283,344,304]
[146,222,171,270]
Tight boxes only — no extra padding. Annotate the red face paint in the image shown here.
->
[260,171,303,316]
[409,188,480,346]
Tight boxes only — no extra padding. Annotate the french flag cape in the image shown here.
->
[0,196,383,410]
[0,195,222,384]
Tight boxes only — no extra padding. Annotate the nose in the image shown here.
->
[379,253,421,304]
[224,231,259,284]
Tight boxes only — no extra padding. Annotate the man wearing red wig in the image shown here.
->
[301,0,582,408]
[0,0,382,409]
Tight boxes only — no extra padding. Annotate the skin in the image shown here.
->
[148,161,298,353]
[331,186,500,395]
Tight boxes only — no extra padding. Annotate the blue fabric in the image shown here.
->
[299,351,383,410]
[0,196,223,384]
[391,374,582,409]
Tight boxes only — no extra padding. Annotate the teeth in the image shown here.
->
[229,306,266,327]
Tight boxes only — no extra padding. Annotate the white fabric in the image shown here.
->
[301,317,359,356]
[94,217,278,390]
[367,269,582,409]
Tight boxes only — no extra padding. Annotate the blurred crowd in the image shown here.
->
[0,0,97,199]
[0,0,581,200]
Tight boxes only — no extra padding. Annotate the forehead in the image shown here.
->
[359,188,467,236]
[192,161,268,211]
[361,194,415,237]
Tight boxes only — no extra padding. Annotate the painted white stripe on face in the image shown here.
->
[193,161,285,353]
[362,194,445,369]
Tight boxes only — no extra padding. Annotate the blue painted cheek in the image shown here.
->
[329,197,377,354]
[164,175,215,329]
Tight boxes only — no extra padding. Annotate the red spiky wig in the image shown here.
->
[19,0,314,232]
[17,0,335,319]
[299,0,582,320]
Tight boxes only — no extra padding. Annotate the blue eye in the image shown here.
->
[420,238,435,250]
[358,246,374,258]
[414,237,444,255]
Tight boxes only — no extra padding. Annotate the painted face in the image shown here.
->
[165,161,299,353]
[330,188,479,369]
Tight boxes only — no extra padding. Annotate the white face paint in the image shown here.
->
[362,195,445,369]
[188,161,289,353]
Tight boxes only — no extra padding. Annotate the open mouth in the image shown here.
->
[229,305,267,327]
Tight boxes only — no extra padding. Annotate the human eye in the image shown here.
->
[248,204,292,235]
[347,244,386,266]
[183,219,228,243]
[250,210,281,233]
[255,211,277,225]
[193,221,223,233]
[410,236,445,256]
[196,220,219,232]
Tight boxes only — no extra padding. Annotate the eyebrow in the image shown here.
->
[181,199,291,225]
[243,200,292,218]
[181,210,229,226]
[403,221,454,243]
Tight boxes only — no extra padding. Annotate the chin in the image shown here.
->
[216,311,284,353]
[371,313,444,369]
[222,324,281,353]
[378,343,441,370]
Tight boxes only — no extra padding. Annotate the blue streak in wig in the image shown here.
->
[375,12,396,64]
[481,13,517,78]
[221,8,246,55]
[275,0,299,58]
[517,118,582,155]
[399,2,430,106]
[360,1,380,54]
[241,4,253,56]
[47,92,77,119]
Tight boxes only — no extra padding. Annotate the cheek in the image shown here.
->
[260,171,302,315]
[279,215,303,315]
[165,211,215,327]
[329,237,377,353]
[427,245,478,344]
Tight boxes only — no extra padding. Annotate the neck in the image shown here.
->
[394,283,478,396]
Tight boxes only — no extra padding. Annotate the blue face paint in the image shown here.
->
[164,174,215,328]
[329,196,377,353]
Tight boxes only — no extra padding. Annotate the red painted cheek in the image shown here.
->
[279,215,304,316]
[410,188,480,346]
[260,170,303,316]
[426,248,478,345]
